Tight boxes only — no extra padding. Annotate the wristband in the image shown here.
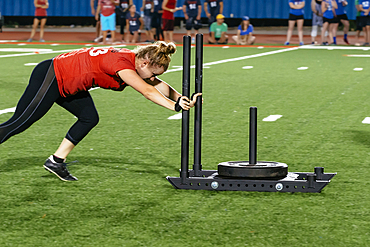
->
[175,97,183,112]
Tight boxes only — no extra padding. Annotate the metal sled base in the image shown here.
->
[166,167,336,193]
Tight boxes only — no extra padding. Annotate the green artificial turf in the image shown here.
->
[0,44,370,246]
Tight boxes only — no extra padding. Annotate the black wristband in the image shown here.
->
[175,97,183,112]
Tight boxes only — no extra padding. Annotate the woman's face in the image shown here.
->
[130,5,136,12]
[136,61,165,81]
[243,20,250,26]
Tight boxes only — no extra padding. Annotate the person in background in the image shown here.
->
[91,0,103,42]
[28,0,49,42]
[126,4,143,43]
[285,0,305,46]
[151,0,164,41]
[116,0,133,42]
[204,0,223,26]
[208,14,228,44]
[141,0,155,42]
[162,0,182,42]
[0,42,201,181]
[333,0,350,45]
[321,0,338,45]
[182,0,202,43]
[355,0,366,46]
[96,0,119,45]
[232,16,255,45]
[359,0,370,46]
[311,0,328,44]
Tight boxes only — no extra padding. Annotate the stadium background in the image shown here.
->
[0,0,360,27]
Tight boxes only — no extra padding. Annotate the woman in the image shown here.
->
[321,0,338,45]
[27,0,49,42]
[125,5,143,43]
[333,0,350,45]
[0,42,201,181]
[117,0,133,42]
[232,16,255,45]
[285,0,305,46]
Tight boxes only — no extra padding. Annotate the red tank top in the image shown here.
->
[162,0,177,19]
[53,47,136,97]
[99,0,118,17]
[35,0,47,17]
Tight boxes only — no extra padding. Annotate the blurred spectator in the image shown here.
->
[311,0,328,44]
[141,0,155,42]
[162,0,182,42]
[126,4,143,43]
[208,14,228,44]
[285,0,305,46]
[232,16,255,45]
[116,0,133,42]
[333,0,350,45]
[91,0,102,42]
[359,0,370,46]
[151,0,164,41]
[355,0,366,45]
[204,0,223,26]
[321,0,338,45]
[182,0,202,42]
[28,0,49,42]
[96,0,119,44]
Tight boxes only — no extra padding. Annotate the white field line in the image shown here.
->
[0,107,16,115]
[0,49,75,58]
[263,115,283,122]
[0,48,53,52]
[166,47,299,74]
[299,45,370,50]
[0,45,128,59]
[362,117,370,124]
[346,55,370,57]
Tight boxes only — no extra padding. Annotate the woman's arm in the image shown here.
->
[118,69,191,111]
[146,77,181,100]
[321,2,327,13]
[43,0,49,9]
[95,5,101,20]
[236,29,241,45]
[332,0,338,9]
[162,0,172,12]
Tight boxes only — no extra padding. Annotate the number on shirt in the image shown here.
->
[189,3,197,9]
[129,20,137,26]
[210,1,217,7]
[89,48,109,57]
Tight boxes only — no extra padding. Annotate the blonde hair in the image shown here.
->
[134,41,176,71]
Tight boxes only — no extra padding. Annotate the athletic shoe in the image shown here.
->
[284,41,290,45]
[344,37,349,45]
[39,39,45,42]
[321,42,328,46]
[43,156,78,181]
[299,42,304,46]
[27,38,32,42]
[94,36,103,43]
[363,42,370,46]
[329,43,336,46]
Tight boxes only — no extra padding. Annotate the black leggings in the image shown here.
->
[0,59,99,145]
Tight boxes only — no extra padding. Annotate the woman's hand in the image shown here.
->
[189,93,202,108]
[175,93,202,111]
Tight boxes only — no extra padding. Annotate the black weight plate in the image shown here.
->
[218,161,288,179]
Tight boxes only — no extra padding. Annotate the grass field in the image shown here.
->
[1,43,370,246]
